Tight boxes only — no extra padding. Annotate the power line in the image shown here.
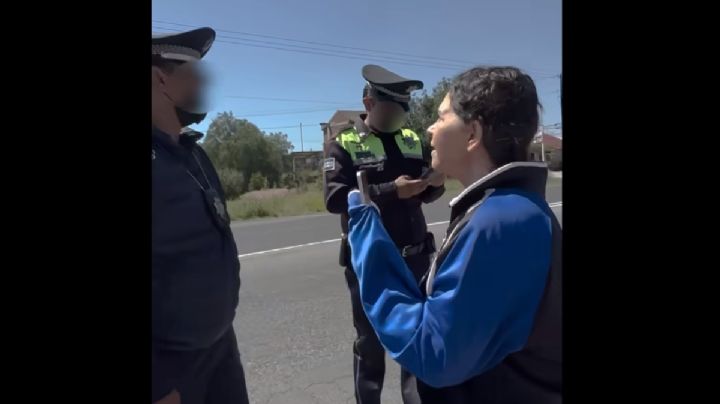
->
[154,25,470,72]
[217,37,558,79]
[212,34,470,70]
[231,90,558,105]
[154,24,558,79]
[259,124,304,130]
[154,19,494,67]
[153,25,465,71]
[239,104,355,115]
[153,22,559,78]
[229,85,557,107]
[239,105,357,118]
[224,95,356,105]
[215,38,468,71]
[261,121,358,130]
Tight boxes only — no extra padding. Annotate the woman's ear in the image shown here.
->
[467,119,483,152]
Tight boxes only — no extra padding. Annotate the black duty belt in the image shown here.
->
[340,232,436,258]
[401,232,436,257]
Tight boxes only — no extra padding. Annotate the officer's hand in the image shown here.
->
[155,390,181,404]
[394,175,429,199]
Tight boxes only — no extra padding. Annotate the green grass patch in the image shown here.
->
[228,175,560,221]
[227,189,326,221]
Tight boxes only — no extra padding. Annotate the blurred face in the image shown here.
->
[364,97,407,133]
[427,93,478,179]
[152,60,209,114]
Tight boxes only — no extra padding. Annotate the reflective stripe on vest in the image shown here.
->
[337,130,387,165]
[337,128,423,165]
[397,129,423,160]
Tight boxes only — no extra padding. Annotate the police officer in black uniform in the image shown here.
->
[152,27,250,404]
[324,65,446,404]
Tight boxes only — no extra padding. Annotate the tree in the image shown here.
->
[216,168,244,200]
[202,112,293,193]
[263,132,294,188]
[266,132,294,155]
[406,78,452,143]
[203,113,265,193]
[249,172,267,191]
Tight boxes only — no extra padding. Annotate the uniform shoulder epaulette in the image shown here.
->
[331,121,359,141]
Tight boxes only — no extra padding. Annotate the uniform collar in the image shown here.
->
[355,114,401,137]
[449,162,549,221]
[354,114,371,138]
[152,126,203,152]
[152,126,176,147]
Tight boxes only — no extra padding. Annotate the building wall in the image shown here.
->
[292,152,324,172]
[529,148,562,171]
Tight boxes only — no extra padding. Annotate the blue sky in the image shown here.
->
[152,0,562,151]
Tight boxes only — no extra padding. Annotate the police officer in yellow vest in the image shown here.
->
[324,65,446,404]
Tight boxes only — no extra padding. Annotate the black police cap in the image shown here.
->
[362,64,424,103]
[152,27,216,63]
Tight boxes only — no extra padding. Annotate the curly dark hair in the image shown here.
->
[449,66,541,167]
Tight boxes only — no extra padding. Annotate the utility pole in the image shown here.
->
[300,122,304,152]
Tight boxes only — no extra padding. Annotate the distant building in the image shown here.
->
[290,150,324,172]
[321,110,365,145]
[529,133,562,170]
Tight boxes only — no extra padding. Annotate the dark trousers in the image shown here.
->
[344,254,429,404]
[153,329,250,404]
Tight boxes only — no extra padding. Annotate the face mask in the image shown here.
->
[161,63,209,127]
[164,90,207,127]
[372,112,406,133]
[369,100,407,133]
[174,107,207,127]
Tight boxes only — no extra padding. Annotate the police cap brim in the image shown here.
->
[362,64,424,103]
[152,27,216,63]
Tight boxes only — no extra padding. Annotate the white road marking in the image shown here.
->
[427,201,562,227]
[238,238,341,259]
[238,201,563,259]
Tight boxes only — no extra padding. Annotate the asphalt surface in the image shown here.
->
[231,184,561,256]
[231,184,562,404]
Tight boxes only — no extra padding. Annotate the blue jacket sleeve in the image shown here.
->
[347,191,553,387]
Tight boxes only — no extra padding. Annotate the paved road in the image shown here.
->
[231,184,561,256]
[231,185,562,404]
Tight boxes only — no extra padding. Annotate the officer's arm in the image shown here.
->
[367,182,400,204]
[324,142,357,214]
[347,195,553,387]
[324,142,401,214]
[418,182,445,204]
[417,139,445,204]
